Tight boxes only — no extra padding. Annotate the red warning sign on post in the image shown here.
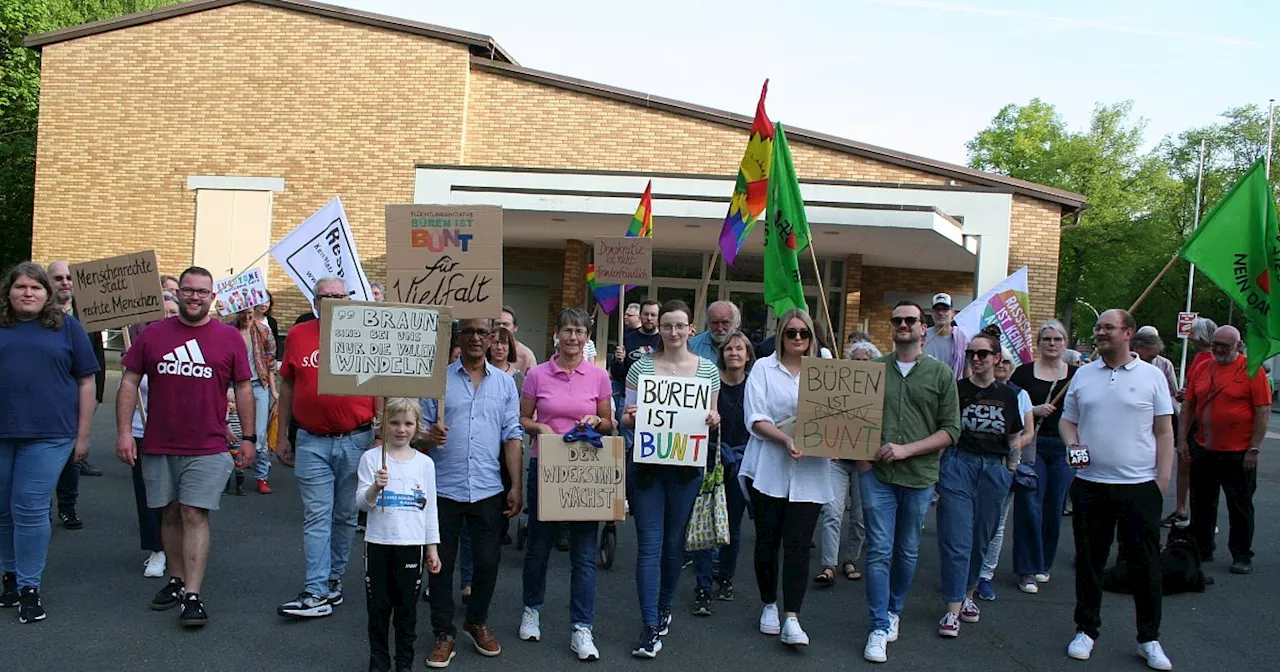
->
[1176,312,1197,338]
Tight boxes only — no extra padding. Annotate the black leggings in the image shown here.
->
[365,543,425,672]
[748,479,822,613]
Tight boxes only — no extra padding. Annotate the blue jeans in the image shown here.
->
[937,450,1013,602]
[522,458,598,628]
[251,381,271,481]
[693,446,748,589]
[632,466,702,625]
[0,438,74,589]
[295,428,372,596]
[860,469,935,633]
[1013,436,1074,576]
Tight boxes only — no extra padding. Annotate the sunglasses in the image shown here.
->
[783,328,812,340]
[890,316,920,327]
[965,349,996,360]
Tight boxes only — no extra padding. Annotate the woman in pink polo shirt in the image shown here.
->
[518,307,614,661]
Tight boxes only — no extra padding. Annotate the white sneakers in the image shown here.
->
[143,551,166,579]
[1139,641,1173,670]
[1034,572,1051,583]
[1067,632,1095,660]
[759,603,781,635]
[886,612,900,642]
[780,617,809,646]
[864,630,889,663]
[519,606,541,642]
[571,625,600,661]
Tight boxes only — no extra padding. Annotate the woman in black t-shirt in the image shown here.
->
[935,328,1024,636]
[690,330,754,612]
[1009,319,1077,594]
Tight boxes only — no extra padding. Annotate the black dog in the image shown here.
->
[1102,526,1212,595]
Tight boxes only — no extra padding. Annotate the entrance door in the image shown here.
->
[504,285,550,362]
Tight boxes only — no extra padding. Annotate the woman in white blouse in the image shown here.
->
[739,308,833,647]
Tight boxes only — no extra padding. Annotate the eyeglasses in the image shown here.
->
[1093,324,1123,333]
[708,319,734,327]
[783,328,812,340]
[965,349,996,360]
[890,316,920,327]
[178,287,212,298]
[459,327,492,339]
[560,327,589,337]
[51,275,72,282]
[1210,341,1235,350]
[316,293,347,301]
[1040,335,1065,343]
[658,323,690,333]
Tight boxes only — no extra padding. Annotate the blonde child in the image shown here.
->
[357,398,441,672]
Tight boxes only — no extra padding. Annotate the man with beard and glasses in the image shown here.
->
[1060,309,1174,670]
[688,301,742,363]
[116,266,255,628]
[46,261,107,534]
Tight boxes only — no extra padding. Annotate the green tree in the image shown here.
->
[0,0,178,270]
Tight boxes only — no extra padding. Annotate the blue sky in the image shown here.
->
[337,0,1275,165]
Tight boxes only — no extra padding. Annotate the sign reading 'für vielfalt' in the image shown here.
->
[385,205,502,319]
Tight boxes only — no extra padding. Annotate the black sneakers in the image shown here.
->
[327,578,344,606]
[151,577,185,611]
[180,593,208,627]
[18,586,46,623]
[715,578,734,601]
[58,509,83,530]
[692,588,712,616]
[0,572,17,608]
[631,625,663,659]
[657,608,672,636]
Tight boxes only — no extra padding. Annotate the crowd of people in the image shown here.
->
[0,260,1267,672]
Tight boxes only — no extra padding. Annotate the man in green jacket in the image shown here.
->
[861,301,961,664]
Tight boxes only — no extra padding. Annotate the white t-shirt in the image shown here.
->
[1062,355,1173,485]
[896,360,917,377]
[356,449,441,546]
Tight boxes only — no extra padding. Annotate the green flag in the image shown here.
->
[763,124,811,315]
[1178,159,1280,375]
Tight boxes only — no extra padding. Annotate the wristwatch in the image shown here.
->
[241,435,257,444]
[1247,446,1261,454]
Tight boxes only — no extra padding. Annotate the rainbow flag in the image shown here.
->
[718,81,774,266]
[587,183,654,313]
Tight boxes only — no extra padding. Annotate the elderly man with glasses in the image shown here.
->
[275,276,382,620]
[688,301,742,362]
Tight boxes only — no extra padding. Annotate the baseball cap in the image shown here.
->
[1137,326,1159,337]
[931,293,953,308]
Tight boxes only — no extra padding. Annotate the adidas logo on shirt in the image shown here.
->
[157,339,215,378]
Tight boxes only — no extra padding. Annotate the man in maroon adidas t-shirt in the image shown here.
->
[115,266,255,629]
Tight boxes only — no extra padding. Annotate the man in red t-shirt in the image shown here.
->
[1177,325,1269,575]
[274,276,379,619]
[116,266,255,628]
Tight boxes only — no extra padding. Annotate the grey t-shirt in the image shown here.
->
[924,327,954,365]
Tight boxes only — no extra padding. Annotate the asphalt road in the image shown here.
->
[4,371,1278,671]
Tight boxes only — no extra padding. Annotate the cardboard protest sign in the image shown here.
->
[271,197,374,314]
[537,434,626,522]
[633,374,713,467]
[593,236,652,285]
[69,251,166,331]
[385,205,502,319]
[795,357,885,459]
[214,268,269,316]
[319,300,452,398]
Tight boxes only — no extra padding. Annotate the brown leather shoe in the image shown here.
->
[425,634,455,668]
[464,622,502,657]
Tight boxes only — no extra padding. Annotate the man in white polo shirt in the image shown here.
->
[1059,309,1174,671]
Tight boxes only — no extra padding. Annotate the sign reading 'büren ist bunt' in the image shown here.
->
[385,205,503,319]
[69,250,166,332]
[795,357,885,460]
[318,300,453,398]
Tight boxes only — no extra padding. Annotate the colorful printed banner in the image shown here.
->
[953,266,1034,365]
[214,268,269,316]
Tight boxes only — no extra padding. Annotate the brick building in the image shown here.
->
[25,0,1086,357]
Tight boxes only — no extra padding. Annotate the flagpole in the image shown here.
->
[617,285,626,361]
[693,248,721,329]
[1178,138,1207,387]
[807,245,839,357]
[1266,99,1274,180]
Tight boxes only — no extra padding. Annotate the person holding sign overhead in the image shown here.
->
[934,325,1024,638]
[620,299,721,658]
[518,308,614,661]
[737,308,833,648]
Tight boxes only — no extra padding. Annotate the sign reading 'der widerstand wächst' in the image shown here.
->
[633,374,713,467]
[319,300,453,398]
[70,251,166,332]
[385,205,502,319]
[795,357,885,460]
[538,434,627,522]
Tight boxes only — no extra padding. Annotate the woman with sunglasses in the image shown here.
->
[738,309,832,647]
[1010,319,1077,594]
[935,326,1024,637]
[621,300,720,658]
[690,330,756,615]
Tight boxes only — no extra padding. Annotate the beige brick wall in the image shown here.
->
[32,3,471,320]
[1009,195,1063,331]
[859,267,975,352]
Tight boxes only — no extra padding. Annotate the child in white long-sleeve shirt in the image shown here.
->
[357,398,441,672]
